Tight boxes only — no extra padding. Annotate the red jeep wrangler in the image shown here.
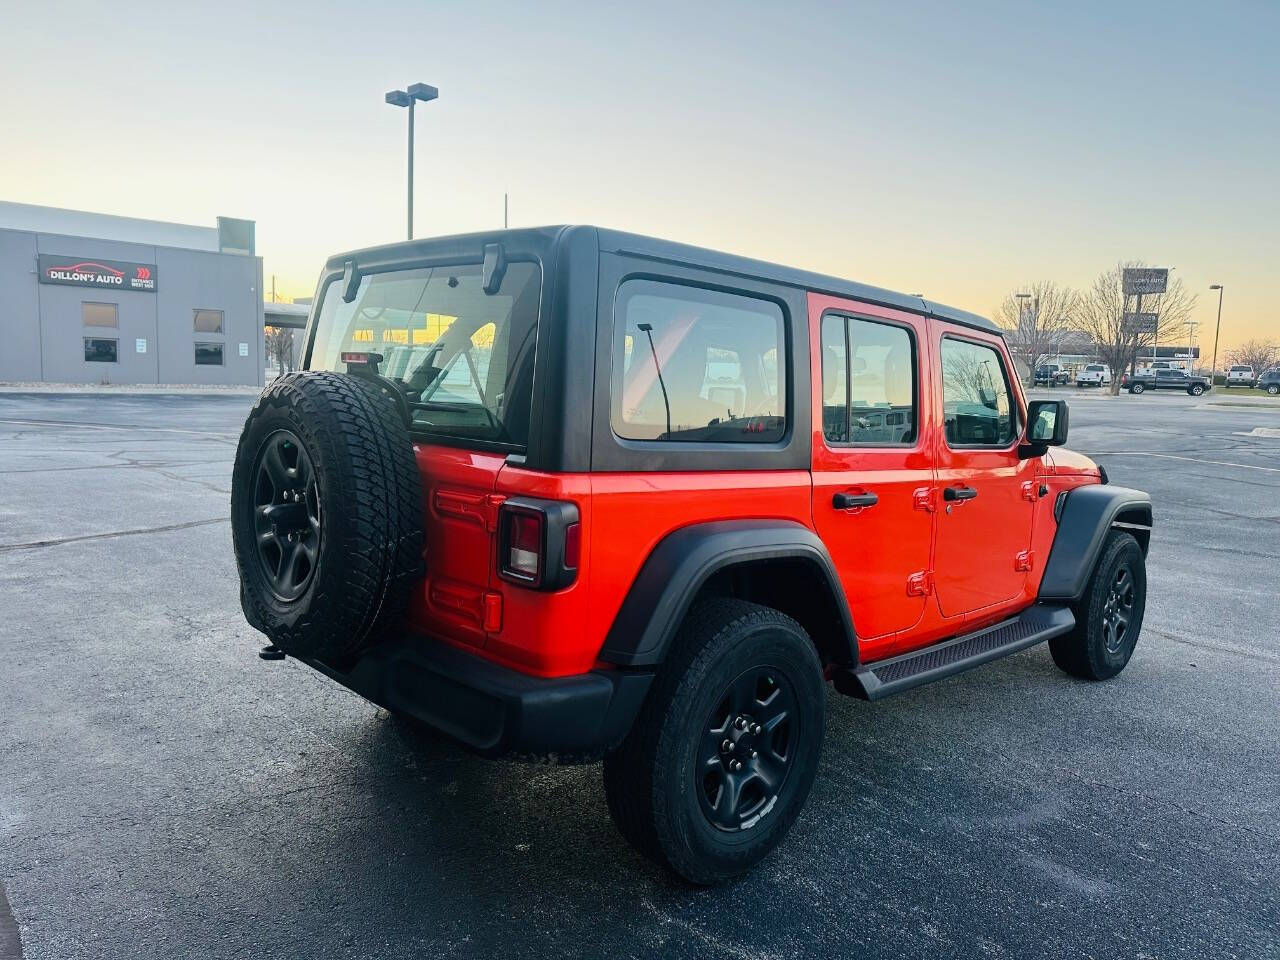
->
[231,227,1152,884]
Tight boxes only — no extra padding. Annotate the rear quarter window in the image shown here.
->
[611,280,786,443]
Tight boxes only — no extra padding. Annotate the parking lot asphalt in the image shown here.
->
[1,388,1277,960]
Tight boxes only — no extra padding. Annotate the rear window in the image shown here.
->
[309,262,541,448]
[611,280,785,443]
[1231,365,1251,372]
[1086,364,1105,371]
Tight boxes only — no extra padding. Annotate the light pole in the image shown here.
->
[385,82,439,240]
[1209,284,1224,381]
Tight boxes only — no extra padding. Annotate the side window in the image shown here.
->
[612,280,786,443]
[821,314,916,445]
[940,337,1017,447]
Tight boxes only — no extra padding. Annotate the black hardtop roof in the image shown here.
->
[327,225,1000,336]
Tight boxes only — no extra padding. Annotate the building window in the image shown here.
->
[194,309,224,333]
[611,279,786,443]
[82,302,119,328]
[195,342,224,366]
[84,338,118,363]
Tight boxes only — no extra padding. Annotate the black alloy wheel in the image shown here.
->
[1101,563,1136,656]
[251,430,321,602]
[697,668,799,832]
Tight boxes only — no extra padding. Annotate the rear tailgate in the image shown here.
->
[411,443,505,647]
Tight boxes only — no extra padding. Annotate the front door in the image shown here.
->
[932,328,1035,618]
[809,295,934,641]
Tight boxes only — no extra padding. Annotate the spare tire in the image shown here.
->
[231,372,424,662]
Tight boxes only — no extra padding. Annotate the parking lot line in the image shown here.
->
[1089,452,1280,473]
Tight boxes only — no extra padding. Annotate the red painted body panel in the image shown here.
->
[404,290,1101,681]
[807,294,936,648]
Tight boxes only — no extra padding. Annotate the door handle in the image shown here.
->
[833,492,878,510]
[943,486,978,502]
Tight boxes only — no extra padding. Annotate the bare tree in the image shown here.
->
[265,327,295,378]
[1074,262,1198,395]
[1225,339,1279,373]
[993,281,1079,384]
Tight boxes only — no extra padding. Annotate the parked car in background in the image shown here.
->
[1126,368,1212,396]
[1256,368,1280,396]
[1035,363,1070,387]
[1076,364,1111,387]
[1226,365,1256,388]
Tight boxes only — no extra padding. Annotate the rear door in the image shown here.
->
[931,326,1036,618]
[809,295,934,640]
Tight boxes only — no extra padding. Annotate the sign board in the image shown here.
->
[37,255,158,292]
[238,342,249,357]
[135,338,147,354]
[1122,268,1168,296]
[1123,312,1159,334]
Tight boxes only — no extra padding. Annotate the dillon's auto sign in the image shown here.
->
[38,255,158,292]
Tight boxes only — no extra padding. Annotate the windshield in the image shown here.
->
[309,261,542,447]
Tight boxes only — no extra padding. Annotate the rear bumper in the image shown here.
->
[298,637,653,761]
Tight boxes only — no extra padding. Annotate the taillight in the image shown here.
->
[563,522,581,570]
[498,498,581,590]
[506,510,543,580]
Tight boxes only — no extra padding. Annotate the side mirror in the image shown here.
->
[1020,399,1068,458]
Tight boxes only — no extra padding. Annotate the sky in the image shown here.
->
[1,0,1276,352]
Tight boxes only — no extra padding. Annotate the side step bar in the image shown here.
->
[835,604,1076,701]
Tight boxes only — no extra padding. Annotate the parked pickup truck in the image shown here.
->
[1224,365,1256,388]
[1126,368,1211,396]
[1034,363,1070,387]
[231,226,1152,884]
[1075,364,1110,388]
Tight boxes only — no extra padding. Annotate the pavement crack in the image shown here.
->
[0,517,229,552]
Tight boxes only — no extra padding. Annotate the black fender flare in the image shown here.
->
[599,519,857,667]
[1039,484,1152,601]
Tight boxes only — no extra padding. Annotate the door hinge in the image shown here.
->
[1014,550,1034,572]
[912,487,936,513]
[484,493,507,533]
[906,571,935,596]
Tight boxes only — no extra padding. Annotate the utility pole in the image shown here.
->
[1209,285,1224,380]
[271,275,276,304]
[504,192,508,229]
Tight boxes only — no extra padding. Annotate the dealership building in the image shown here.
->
[0,202,266,385]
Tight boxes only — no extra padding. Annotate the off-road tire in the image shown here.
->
[1050,531,1146,680]
[231,372,423,662]
[602,598,825,885]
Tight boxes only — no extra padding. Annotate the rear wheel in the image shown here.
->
[1050,531,1146,680]
[1130,383,1145,394]
[603,599,825,885]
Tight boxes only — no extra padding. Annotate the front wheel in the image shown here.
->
[603,599,826,885]
[1189,384,1205,396]
[1268,384,1279,396]
[1050,531,1147,680]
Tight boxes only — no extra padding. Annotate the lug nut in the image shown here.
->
[751,723,762,735]
[730,759,742,772]
[749,749,758,759]
[722,739,733,752]
[735,717,748,731]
